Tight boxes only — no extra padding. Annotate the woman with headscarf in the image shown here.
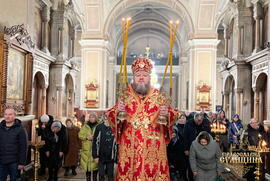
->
[63,118,81,176]
[167,126,180,180]
[79,112,99,181]
[44,121,67,181]
[189,131,223,181]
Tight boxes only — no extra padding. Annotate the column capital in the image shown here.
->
[252,86,260,92]
[252,1,263,19]
[234,88,243,93]
[42,6,51,22]
[56,86,64,91]
[222,91,230,96]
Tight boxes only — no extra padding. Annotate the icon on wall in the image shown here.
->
[85,82,99,108]
[196,83,211,111]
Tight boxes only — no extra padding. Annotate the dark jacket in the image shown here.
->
[183,119,211,151]
[0,119,28,165]
[167,123,187,171]
[43,123,68,154]
[92,122,117,163]
[247,124,265,146]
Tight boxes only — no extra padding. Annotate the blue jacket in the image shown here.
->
[228,121,243,143]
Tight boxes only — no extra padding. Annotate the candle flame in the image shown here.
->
[262,140,267,147]
[127,17,131,21]
[176,20,180,24]
[169,20,173,24]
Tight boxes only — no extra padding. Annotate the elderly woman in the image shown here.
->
[79,112,99,181]
[63,118,81,176]
[44,121,67,181]
[189,131,223,181]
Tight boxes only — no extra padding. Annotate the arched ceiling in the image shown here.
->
[106,2,190,60]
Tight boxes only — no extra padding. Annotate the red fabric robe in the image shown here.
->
[107,85,178,181]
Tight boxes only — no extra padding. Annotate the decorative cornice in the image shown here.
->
[4,24,35,50]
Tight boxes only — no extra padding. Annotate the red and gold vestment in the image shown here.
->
[107,85,178,181]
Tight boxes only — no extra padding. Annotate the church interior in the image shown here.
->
[0,0,270,180]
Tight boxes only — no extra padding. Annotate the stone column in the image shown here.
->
[41,6,50,54]
[259,91,264,122]
[253,87,259,119]
[188,39,219,111]
[253,1,262,53]
[41,86,48,115]
[223,91,230,117]
[37,87,43,118]
[58,27,64,58]
[56,86,63,120]
[50,9,64,58]
[69,29,75,58]
[223,24,229,57]
[80,39,109,109]
[235,88,243,115]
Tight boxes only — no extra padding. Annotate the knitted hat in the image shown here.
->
[40,114,50,123]
[232,114,239,119]
[51,121,62,129]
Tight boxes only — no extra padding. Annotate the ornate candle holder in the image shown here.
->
[210,121,227,134]
[248,134,270,181]
[31,125,45,181]
[117,87,129,122]
[156,92,171,125]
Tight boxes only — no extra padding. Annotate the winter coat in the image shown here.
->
[228,120,243,143]
[247,124,265,146]
[64,126,81,167]
[183,119,211,151]
[0,119,28,165]
[43,123,68,168]
[167,123,187,171]
[79,122,98,171]
[92,122,117,163]
[189,132,223,181]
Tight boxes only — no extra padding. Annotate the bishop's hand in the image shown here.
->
[159,105,168,116]
[117,101,126,112]
[157,105,169,125]
[117,101,127,122]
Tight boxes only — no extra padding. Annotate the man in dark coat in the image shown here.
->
[0,108,28,181]
[183,112,211,181]
[92,116,117,181]
[244,118,265,181]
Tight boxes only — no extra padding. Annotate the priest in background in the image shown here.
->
[107,57,178,181]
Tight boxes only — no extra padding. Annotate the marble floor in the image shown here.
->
[38,166,244,181]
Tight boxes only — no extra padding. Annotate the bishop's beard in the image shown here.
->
[132,81,150,95]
